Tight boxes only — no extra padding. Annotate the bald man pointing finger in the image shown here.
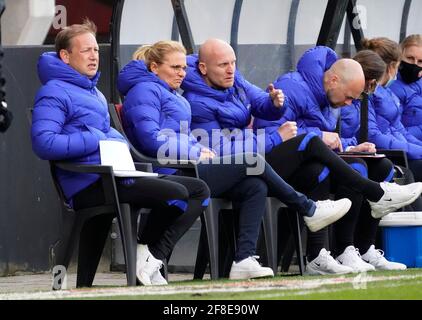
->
[198,39,285,108]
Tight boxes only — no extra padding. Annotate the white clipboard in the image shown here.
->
[99,140,158,178]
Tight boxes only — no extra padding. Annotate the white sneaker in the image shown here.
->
[369,182,422,218]
[136,244,165,286]
[150,269,168,285]
[229,256,274,280]
[304,199,352,232]
[336,245,376,273]
[361,245,407,271]
[306,248,354,275]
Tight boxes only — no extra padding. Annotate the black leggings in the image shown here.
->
[266,133,384,202]
[73,175,210,260]
[409,159,422,182]
[333,157,394,255]
[266,134,387,260]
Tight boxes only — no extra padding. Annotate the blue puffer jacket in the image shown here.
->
[254,46,357,151]
[31,52,126,200]
[389,74,422,139]
[117,60,203,163]
[340,100,361,141]
[181,54,284,155]
[367,84,422,160]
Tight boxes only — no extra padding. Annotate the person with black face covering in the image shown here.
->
[390,34,422,140]
[362,37,422,183]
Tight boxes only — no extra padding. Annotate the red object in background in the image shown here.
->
[46,0,113,43]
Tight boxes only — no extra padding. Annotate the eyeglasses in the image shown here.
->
[162,63,187,74]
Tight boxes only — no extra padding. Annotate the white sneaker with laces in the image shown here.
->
[369,182,422,219]
[306,248,354,275]
[229,256,274,280]
[336,245,375,273]
[136,244,165,286]
[304,198,352,232]
[150,269,168,285]
[361,245,407,270]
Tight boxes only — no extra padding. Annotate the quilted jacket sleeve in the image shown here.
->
[123,84,202,160]
[31,86,104,160]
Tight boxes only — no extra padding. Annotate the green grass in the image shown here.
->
[75,269,422,300]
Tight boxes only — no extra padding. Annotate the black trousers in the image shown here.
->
[333,157,394,256]
[266,134,384,202]
[73,175,210,261]
[266,134,387,260]
[409,159,422,182]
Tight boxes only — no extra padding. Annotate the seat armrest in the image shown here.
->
[376,149,409,168]
[129,147,199,177]
[53,161,120,206]
[54,162,114,175]
[134,162,153,172]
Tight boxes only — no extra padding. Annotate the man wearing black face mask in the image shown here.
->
[390,34,422,141]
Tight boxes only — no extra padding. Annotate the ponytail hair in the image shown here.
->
[361,37,401,66]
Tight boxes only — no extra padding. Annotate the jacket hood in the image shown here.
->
[37,52,100,89]
[182,54,241,102]
[118,59,172,96]
[297,46,338,106]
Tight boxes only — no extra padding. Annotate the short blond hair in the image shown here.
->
[55,18,97,55]
[132,40,186,70]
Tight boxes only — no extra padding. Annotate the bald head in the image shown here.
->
[330,58,365,86]
[324,58,365,107]
[199,38,235,63]
[198,39,237,89]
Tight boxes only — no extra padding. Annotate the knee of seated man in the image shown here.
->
[296,162,330,189]
[347,158,368,178]
[236,177,268,198]
[372,158,395,182]
[192,178,211,200]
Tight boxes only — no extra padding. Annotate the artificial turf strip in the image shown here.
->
[73,269,422,300]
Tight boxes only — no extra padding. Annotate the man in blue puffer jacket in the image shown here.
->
[255,46,405,272]
[31,20,210,286]
[182,53,285,156]
[255,46,366,152]
[32,51,126,201]
[182,39,421,275]
[118,43,357,280]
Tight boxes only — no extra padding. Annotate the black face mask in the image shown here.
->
[399,60,422,84]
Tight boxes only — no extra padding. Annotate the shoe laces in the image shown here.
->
[316,200,335,208]
[319,250,335,264]
[145,255,163,274]
[380,182,400,193]
[371,248,385,259]
[354,247,362,258]
[248,255,261,266]
[346,246,363,260]
[155,259,164,271]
